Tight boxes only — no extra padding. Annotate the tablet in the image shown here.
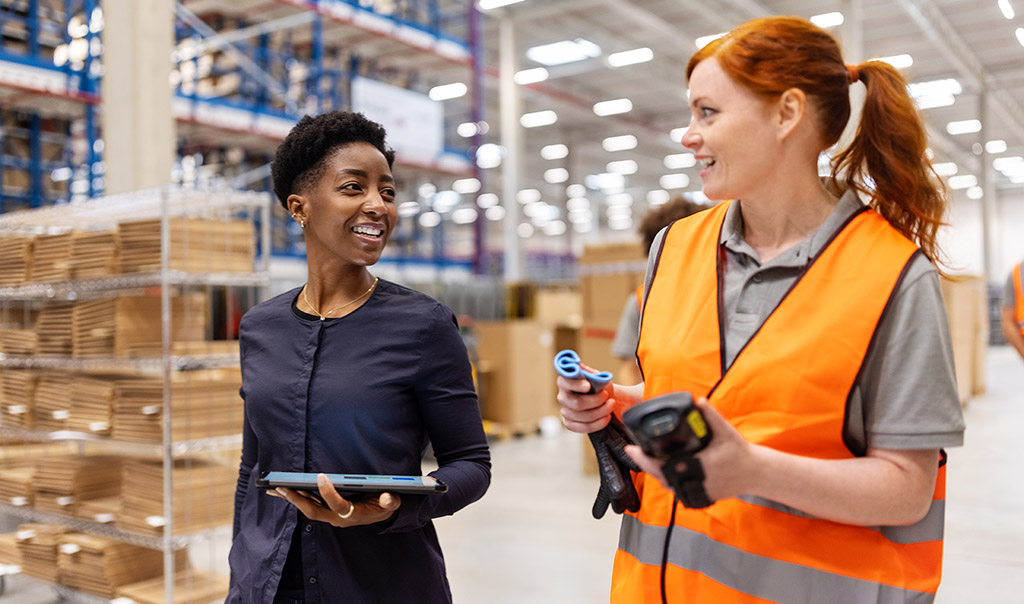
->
[256,471,447,496]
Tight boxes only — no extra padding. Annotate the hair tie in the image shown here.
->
[847,64,859,85]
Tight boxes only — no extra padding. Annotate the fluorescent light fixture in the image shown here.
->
[593,98,633,116]
[608,47,653,67]
[810,12,844,28]
[1017,27,1024,48]
[606,193,634,206]
[478,0,525,10]
[520,110,557,128]
[606,159,638,175]
[541,144,569,160]
[875,54,913,69]
[516,189,542,204]
[566,184,587,198]
[932,162,958,177]
[526,38,601,66]
[567,197,590,211]
[517,223,535,238]
[915,94,956,110]
[966,186,984,200]
[602,134,638,152]
[993,156,1024,171]
[584,172,625,191]
[647,189,670,205]
[986,140,1008,154]
[568,208,593,223]
[514,67,549,85]
[428,82,467,101]
[946,119,982,135]
[607,206,632,219]
[660,173,690,189]
[485,206,506,221]
[670,127,688,142]
[544,168,569,183]
[452,208,479,224]
[947,174,977,189]
[999,0,1015,19]
[452,178,481,194]
[398,201,421,217]
[608,215,634,230]
[476,143,505,169]
[543,221,567,236]
[457,122,478,138]
[695,33,725,49]
[908,78,963,98]
[664,153,696,169]
[476,193,499,208]
[419,212,441,228]
[433,190,460,213]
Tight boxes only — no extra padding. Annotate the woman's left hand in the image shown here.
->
[268,473,401,527]
[625,399,757,503]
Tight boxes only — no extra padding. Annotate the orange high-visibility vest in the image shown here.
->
[1014,262,1024,337]
[615,201,947,604]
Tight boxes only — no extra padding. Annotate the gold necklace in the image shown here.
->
[302,277,379,321]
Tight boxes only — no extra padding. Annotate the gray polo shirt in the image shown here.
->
[643,191,964,453]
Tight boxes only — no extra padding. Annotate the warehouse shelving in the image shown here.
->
[0,185,269,602]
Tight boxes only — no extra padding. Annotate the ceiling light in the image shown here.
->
[608,215,634,230]
[517,223,535,238]
[915,94,955,110]
[526,38,601,66]
[419,212,441,228]
[514,67,548,85]
[664,153,696,169]
[593,98,633,116]
[986,140,1008,154]
[999,0,1015,19]
[543,221,567,236]
[932,162,958,176]
[606,193,634,206]
[476,143,505,169]
[585,172,625,191]
[428,82,467,101]
[452,178,481,194]
[476,193,499,208]
[567,197,590,211]
[810,12,844,28]
[946,119,982,135]
[516,189,542,204]
[544,168,569,183]
[874,54,913,69]
[541,144,568,160]
[568,208,593,223]
[485,206,506,221]
[398,201,421,217]
[520,110,557,128]
[566,184,587,198]
[695,33,725,49]
[909,78,963,98]
[966,186,984,199]
[607,205,632,218]
[452,208,479,224]
[993,156,1024,171]
[947,174,977,189]
[608,47,653,67]
[1017,27,1024,48]
[457,122,478,137]
[670,127,688,142]
[602,134,637,152]
[478,0,525,10]
[606,160,638,174]
[647,189,670,205]
[660,173,690,189]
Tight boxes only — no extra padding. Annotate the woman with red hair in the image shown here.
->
[557,16,964,604]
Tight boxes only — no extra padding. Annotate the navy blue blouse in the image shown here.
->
[227,279,491,604]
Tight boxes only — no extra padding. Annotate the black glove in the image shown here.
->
[662,450,713,508]
[588,417,642,519]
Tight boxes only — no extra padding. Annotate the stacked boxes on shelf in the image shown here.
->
[939,275,990,405]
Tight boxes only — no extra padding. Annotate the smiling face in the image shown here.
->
[681,57,781,201]
[291,142,397,268]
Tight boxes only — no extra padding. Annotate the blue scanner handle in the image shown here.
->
[554,349,613,394]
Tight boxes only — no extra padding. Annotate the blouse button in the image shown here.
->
[752,273,764,283]
[305,524,313,533]
[309,577,318,584]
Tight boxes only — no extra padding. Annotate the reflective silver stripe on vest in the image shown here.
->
[736,495,945,545]
[618,514,936,604]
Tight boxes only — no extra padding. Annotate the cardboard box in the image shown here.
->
[534,288,582,328]
[939,276,988,406]
[475,320,560,429]
[579,242,646,331]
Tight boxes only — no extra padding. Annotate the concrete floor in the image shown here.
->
[2,346,1022,603]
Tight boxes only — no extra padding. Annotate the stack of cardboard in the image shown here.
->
[578,241,647,378]
[72,293,207,358]
[56,533,180,598]
[15,523,69,582]
[33,373,71,431]
[0,328,36,354]
[118,458,236,536]
[76,495,121,524]
[116,570,229,604]
[0,236,33,285]
[939,276,989,406]
[0,533,21,566]
[68,230,119,279]
[112,368,243,443]
[35,302,75,355]
[27,233,73,283]
[68,374,129,436]
[475,320,560,432]
[118,217,255,274]
[2,369,38,429]
[0,466,35,507]
[33,455,123,516]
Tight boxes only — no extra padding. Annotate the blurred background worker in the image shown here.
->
[610,196,707,384]
[1003,261,1024,361]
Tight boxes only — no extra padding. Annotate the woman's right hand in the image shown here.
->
[268,473,401,528]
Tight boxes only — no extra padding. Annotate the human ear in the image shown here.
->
[287,194,307,227]
[775,88,807,140]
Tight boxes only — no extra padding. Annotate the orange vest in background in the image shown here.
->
[1014,262,1024,337]
[613,201,946,604]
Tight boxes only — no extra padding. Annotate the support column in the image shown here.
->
[979,89,1000,281]
[499,16,522,282]
[101,0,175,194]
